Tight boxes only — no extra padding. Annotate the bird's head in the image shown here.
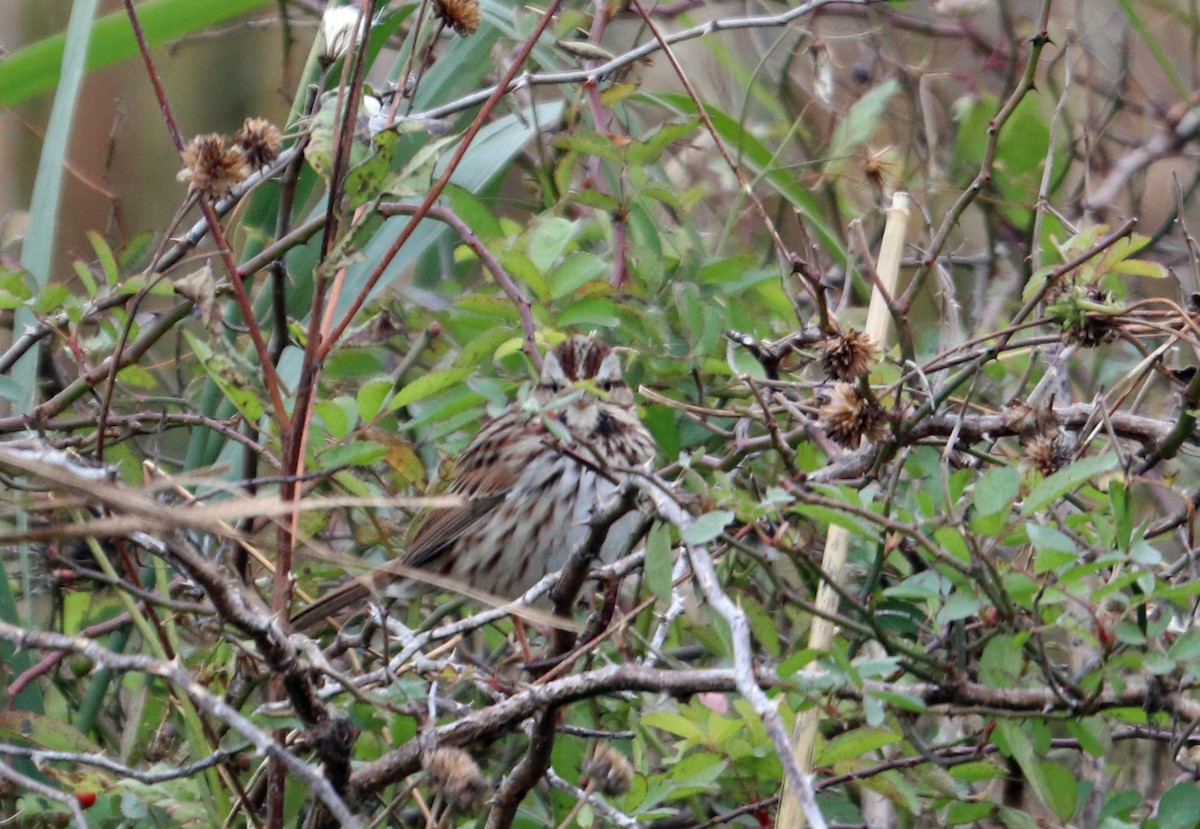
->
[532,336,636,436]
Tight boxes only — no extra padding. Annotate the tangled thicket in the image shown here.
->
[3,2,1200,828]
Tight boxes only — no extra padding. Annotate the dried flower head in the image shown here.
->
[1024,433,1070,476]
[860,146,899,195]
[583,745,635,797]
[177,134,249,199]
[435,0,481,35]
[319,6,362,62]
[234,117,282,169]
[819,383,885,448]
[423,747,489,813]
[819,328,877,381]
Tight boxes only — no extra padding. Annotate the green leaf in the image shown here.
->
[829,79,899,161]
[884,571,947,601]
[86,230,120,284]
[682,511,734,545]
[550,252,608,299]
[1021,454,1119,516]
[979,635,1023,688]
[566,188,622,212]
[950,762,1005,783]
[184,333,265,424]
[0,0,273,107]
[1039,761,1078,821]
[641,711,707,743]
[446,185,502,241]
[1169,626,1200,661]
[553,130,625,163]
[390,366,473,411]
[384,133,456,200]
[498,250,550,301]
[1157,782,1200,829]
[974,466,1019,517]
[315,398,356,439]
[665,751,727,791]
[72,259,97,297]
[934,526,971,564]
[816,727,901,766]
[528,217,579,273]
[1026,523,1075,554]
[1110,480,1132,550]
[946,801,994,824]
[645,522,674,602]
[938,590,983,624]
[996,806,1042,829]
[994,721,1061,819]
[626,117,700,166]
[117,364,157,389]
[1110,257,1168,279]
[1028,523,1077,573]
[867,690,926,714]
[993,724,1080,820]
[343,130,400,208]
[1065,718,1110,757]
[0,711,100,753]
[1144,651,1176,675]
[320,441,387,469]
[454,328,514,369]
[638,185,682,212]
[558,297,621,328]
[357,378,394,422]
[33,283,69,315]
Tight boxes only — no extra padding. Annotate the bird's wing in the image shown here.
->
[292,410,557,629]
[401,410,544,570]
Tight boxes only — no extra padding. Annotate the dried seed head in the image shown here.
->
[235,117,282,169]
[1024,433,1070,476]
[177,134,249,199]
[435,0,481,35]
[819,328,877,381]
[860,146,898,194]
[423,747,489,813]
[819,383,885,448]
[583,745,635,797]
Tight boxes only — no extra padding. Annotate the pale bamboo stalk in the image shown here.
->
[776,192,911,828]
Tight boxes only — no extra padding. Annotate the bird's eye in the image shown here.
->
[597,379,613,392]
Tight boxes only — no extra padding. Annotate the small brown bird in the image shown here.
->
[291,335,656,632]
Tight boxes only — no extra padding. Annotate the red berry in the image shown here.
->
[76,791,97,808]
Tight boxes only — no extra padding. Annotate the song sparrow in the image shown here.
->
[291,335,656,631]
